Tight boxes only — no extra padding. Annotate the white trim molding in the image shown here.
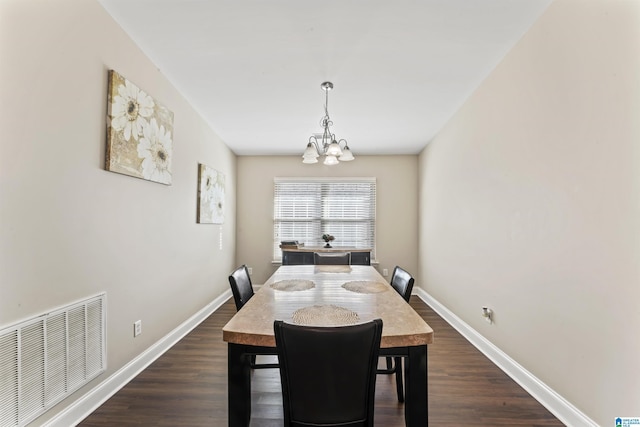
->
[43,290,232,427]
[413,287,598,427]
[43,287,597,427]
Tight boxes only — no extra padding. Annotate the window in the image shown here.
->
[273,177,376,260]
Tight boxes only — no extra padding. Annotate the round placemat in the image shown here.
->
[314,265,352,273]
[270,279,316,292]
[342,280,388,294]
[292,305,360,326]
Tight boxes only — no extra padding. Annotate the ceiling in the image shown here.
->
[97,0,552,157]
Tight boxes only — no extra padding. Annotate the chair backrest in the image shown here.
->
[274,319,383,427]
[390,266,414,302]
[228,265,254,311]
[313,252,351,265]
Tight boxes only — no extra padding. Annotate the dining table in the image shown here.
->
[222,264,434,427]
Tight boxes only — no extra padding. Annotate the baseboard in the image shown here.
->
[43,290,232,427]
[43,287,597,426]
[413,288,598,427]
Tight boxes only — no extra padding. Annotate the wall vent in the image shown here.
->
[0,293,106,427]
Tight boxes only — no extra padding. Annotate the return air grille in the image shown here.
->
[0,293,106,427]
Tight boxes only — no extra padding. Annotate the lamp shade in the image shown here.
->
[338,146,354,161]
[303,142,319,158]
[302,156,319,164]
[323,155,339,166]
[325,141,343,157]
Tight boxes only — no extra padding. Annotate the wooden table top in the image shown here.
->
[222,265,434,348]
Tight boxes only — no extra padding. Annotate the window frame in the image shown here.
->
[273,177,376,261]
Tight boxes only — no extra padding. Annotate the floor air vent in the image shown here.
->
[0,293,106,427]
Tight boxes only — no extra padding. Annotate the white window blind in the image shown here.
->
[273,178,376,260]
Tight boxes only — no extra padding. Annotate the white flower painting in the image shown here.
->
[197,164,225,224]
[106,70,174,185]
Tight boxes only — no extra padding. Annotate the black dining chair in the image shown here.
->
[228,265,278,369]
[228,265,254,311]
[313,252,351,265]
[377,266,415,403]
[274,319,382,427]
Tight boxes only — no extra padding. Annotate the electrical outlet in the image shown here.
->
[248,267,253,275]
[382,268,389,277]
[134,320,142,337]
[481,307,493,324]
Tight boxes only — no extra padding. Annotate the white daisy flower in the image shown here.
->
[137,118,172,184]
[111,80,155,141]
[210,183,225,222]
[203,174,214,200]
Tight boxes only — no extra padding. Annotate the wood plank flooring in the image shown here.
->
[79,298,564,426]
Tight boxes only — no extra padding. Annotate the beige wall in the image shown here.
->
[418,0,640,424]
[4,0,638,425]
[237,156,418,284]
[0,0,236,423]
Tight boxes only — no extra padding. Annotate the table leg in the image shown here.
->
[228,343,251,427]
[404,345,428,426]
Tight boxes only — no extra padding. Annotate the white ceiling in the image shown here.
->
[97,0,551,156]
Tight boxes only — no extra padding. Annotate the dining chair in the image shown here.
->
[377,266,415,403]
[228,265,255,311]
[274,319,383,427]
[228,265,278,369]
[313,252,351,265]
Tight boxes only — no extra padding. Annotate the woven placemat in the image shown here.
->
[270,279,316,292]
[292,305,360,326]
[342,280,388,294]
[314,265,352,273]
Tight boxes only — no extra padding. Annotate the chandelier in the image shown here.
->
[302,81,355,165]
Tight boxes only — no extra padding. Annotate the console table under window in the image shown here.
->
[281,247,371,266]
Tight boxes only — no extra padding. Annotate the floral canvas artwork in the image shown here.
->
[106,70,174,185]
[197,164,225,224]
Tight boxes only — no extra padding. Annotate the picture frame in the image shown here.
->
[197,163,225,224]
[105,70,174,185]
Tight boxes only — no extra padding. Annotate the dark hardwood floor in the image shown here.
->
[79,298,564,426]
